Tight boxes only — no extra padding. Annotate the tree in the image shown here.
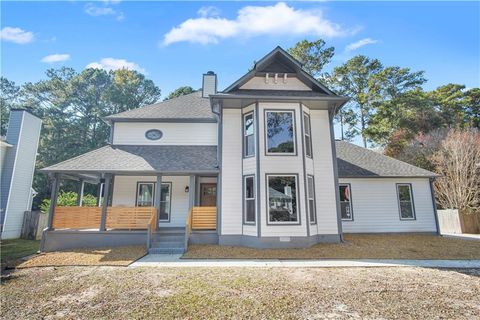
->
[328,55,383,147]
[2,67,161,209]
[465,88,480,128]
[164,86,195,100]
[287,39,335,78]
[0,77,21,135]
[429,84,468,129]
[431,129,480,213]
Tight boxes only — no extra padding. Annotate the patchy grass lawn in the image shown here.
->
[16,246,146,268]
[184,234,480,260]
[1,266,479,319]
[1,239,40,268]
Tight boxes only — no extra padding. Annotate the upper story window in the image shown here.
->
[397,184,416,220]
[265,110,296,155]
[303,113,312,158]
[244,112,255,157]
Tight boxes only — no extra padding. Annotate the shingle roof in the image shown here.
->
[335,140,436,178]
[41,145,218,173]
[105,91,215,121]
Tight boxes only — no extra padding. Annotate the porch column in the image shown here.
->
[76,179,84,206]
[96,183,103,207]
[154,174,162,231]
[189,175,195,208]
[99,174,112,231]
[46,173,61,231]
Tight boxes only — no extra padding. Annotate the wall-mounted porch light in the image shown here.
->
[185,186,189,193]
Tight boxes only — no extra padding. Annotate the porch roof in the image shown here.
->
[41,145,218,175]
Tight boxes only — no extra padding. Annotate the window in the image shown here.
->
[145,129,163,140]
[303,113,312,158]
[159,183,172,222]
[265,110,296,155]
[136,183,154,207]
[397,184,415,220]
[267,175,299,224]
[136,182,172,222]
[244,175,256,224]
[244,112,255,157]
[339,184,353,220]
[307,175,316,224]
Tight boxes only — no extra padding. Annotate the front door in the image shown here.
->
[200,183,217,206]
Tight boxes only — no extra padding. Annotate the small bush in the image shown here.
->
[40,191,97,213]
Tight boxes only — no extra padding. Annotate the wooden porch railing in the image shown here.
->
[53,207,102,229]
[52,206,156,230]
[191,206,217,230]
[106,207,156,229]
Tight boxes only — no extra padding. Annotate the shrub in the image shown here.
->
[40,191,97,213]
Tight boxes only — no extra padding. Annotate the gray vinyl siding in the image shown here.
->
[1,111,42,239]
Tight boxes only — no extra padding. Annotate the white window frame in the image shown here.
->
[136,182,155,207]
[266,174,300,225]
[243,175,256,224]
[303,113,313,158]
[396,183,416,220]
[158,182,172,222]
[339,183,354,221]
[243,112,255,158]
[307,175,316,224]
[264,110,297,156]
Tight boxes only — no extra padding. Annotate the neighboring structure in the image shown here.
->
[40,47,439,252]
[1,109,42,239]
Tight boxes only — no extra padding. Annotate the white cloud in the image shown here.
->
[0,27,34,44]
[41,54,71,63]
[86,58,146,73]
[163,2,349,46]
[197,6,221,18]
[345,38,378,52]
[85,2,124,20]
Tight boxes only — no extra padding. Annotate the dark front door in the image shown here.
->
[200,183,217,206]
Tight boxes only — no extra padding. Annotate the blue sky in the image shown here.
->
[1,2,479,126]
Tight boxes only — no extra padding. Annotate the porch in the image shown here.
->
[39,145,220,252]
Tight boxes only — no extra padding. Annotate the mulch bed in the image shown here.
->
[16,246,146,268]
[183,234,480,260]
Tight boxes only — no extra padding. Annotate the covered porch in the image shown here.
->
[40,145,219,252]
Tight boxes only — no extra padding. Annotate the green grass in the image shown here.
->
[1,239,40,263]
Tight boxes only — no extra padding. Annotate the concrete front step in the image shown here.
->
[151,241,185,249]
[153,235,185,243]
[148,247,185,254]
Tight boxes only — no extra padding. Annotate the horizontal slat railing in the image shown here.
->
[53,207,102,229]
[191,206,216,230]
[106,207,157,229]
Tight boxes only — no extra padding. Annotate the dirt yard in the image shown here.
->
[16,246,146,268]
[1,266,479,319]
[183,234,480,259]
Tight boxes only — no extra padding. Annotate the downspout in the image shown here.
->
[211,100,222,236]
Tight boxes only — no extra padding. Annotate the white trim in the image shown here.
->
[397,183,416,220]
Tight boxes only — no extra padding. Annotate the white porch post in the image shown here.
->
[76,179,84,206]
[96,183,103,207]
[99,174,112,231]
[46,173,61,231]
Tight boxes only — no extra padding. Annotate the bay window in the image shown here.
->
[244,112,255,157]
[244,175,256,224]
[265,110,296,155]
[267,175,299,224]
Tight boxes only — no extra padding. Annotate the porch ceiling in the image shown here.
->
[41,145,219,175]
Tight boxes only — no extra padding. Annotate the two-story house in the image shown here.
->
[40,47,439,253]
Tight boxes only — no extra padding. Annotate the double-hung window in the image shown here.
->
[136,183,155,207]
[265,110,296,155]
[136,182,172,222]
[397,184,415,220]
[244,175,256,224]
[307,175,316,224]
[267,175,299,224]
[339,184,353,221]
[244,112,255,157]
[303,113,312,158]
